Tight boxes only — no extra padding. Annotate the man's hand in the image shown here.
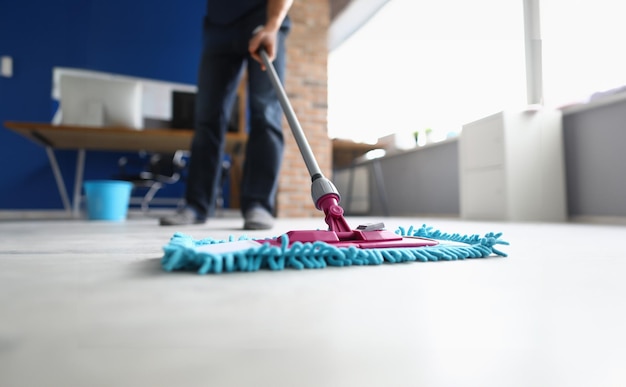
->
[249,25,278,71]
[249,0,292,70]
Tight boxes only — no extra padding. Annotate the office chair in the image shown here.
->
[116,151,232,214]
[116,151,188,213]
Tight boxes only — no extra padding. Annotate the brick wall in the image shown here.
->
[278,0,331,217]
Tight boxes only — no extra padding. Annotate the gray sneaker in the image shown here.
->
[243,206,274,230]
[159,207,206,226]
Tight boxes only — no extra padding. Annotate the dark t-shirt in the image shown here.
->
[206,0,290,29]
[206,0,264,24]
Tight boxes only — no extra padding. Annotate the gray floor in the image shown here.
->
[1,212,626,387]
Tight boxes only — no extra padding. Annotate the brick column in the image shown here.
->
[278,0,330,217]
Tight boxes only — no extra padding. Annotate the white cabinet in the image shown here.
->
[459,109,567,222]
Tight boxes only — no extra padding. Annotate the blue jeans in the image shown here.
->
[186,18,288,218]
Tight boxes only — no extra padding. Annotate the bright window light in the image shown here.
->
[328,0,526,144]
[541,0,626,106]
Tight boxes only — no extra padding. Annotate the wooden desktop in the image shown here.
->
[4,121,247,216]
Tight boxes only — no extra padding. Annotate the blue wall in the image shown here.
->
[0,0,205,209]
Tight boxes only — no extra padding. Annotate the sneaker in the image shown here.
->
[243,206,274,230]
[159,207,206,226]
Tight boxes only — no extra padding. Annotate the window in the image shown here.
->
[328,0,526,144]
[541,0,626,106]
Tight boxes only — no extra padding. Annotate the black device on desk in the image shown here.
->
[171,90,240,132]
[171,91,196,129]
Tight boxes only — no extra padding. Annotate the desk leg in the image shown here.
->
[344,161,356,214]
[372,159,390,216]
[72,149,86,217]
[45,146,72,214]
[340,151,361,215]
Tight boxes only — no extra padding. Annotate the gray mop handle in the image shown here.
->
[259,48,323,180]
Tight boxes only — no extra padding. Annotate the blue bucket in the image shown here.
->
[83,180,133,221]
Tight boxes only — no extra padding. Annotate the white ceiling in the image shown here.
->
[328,0,391,51]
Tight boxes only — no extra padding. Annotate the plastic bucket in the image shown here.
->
[83,180,133,221]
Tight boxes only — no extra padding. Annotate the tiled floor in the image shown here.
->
[1,212,625,386]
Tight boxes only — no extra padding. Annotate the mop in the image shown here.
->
[161,49,508,275]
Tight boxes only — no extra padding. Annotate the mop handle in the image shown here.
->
[258,45,350,232]
[259,48,323,181]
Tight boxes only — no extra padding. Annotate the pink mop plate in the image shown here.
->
[262,229,438,249]
[261,194,438,249]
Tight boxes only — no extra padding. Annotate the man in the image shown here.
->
[160,0,293,229]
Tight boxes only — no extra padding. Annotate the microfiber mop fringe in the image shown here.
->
[161,225,509,275]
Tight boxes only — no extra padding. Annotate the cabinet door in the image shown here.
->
[460,112,505,170]
[461,168,506,220]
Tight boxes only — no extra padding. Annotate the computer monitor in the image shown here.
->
[59,74,143,129]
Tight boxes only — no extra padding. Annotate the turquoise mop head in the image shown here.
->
[161,224,508,275]
[161,48,508,275]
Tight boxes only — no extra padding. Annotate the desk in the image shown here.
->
[4,122,247,216]
[330,139,389,215]
[331,138,380,169]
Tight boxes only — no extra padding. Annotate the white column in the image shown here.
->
[523,0,543,105]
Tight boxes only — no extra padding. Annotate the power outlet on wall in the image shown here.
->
[1,56,13,78]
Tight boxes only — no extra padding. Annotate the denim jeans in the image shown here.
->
[185,18,288,218]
